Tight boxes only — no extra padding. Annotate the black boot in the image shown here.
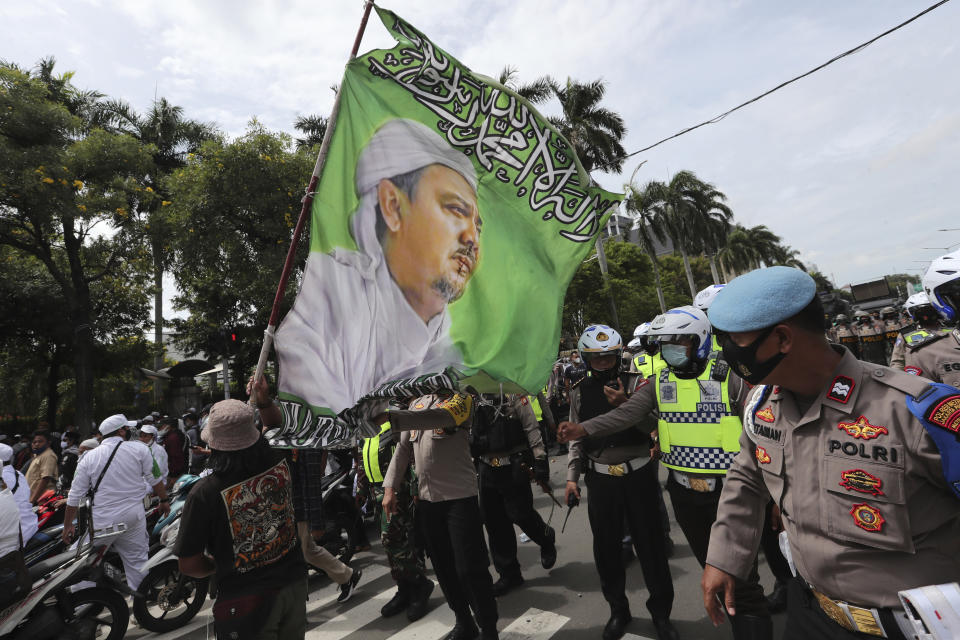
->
[652,617,680,640]
[380,582,409,618]
[540,525,557,570]
[730,613,773,640]
[480,625,499,640]
[491,573,523,597]
[444,615,479,640]
[602,610,632,640]
[406,576,435,622]
[766,579,788,614]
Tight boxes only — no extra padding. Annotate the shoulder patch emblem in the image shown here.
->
[839,469,884,496]
[521,396,529,405]
[927,395,960,433]
[850,503,885,532]
[772,386,781,395]
[837,416,888,440]
[755,407,775,423]
[414,401,425,410]
[904,366,922,376]
[827,375,855,404]
[755,446,771,464]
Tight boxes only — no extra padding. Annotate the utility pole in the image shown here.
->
[595,236,621,334]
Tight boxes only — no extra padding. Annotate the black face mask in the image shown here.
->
[717,326,787,385]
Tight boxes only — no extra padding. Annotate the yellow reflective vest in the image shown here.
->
[633,352,667,379]
[528,394,543,421]
[361,421,394,484]
[655,359,742,475]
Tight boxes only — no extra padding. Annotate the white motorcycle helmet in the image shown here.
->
[649,305,712,363]
[633,322,651,338]
[627,337,643,350]
[923,249,960,322]
[577,324,623,364]
[693,284,725,311]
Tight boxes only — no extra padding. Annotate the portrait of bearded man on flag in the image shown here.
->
[275,118,481,416]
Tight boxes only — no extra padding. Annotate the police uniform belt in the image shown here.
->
[587,455,650,477]
[482,453,517,468]
[670,469,719,492]
[803,579,906,638]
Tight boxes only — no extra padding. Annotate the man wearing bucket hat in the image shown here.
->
[64,414,170,589]
[701,266,960,639]
[174,400,307,640]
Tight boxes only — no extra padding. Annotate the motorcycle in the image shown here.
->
[0,503,129,640]
[130,474,209,633]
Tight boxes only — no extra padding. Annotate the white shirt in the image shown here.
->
[0,486,20,557]
[66,436,158,520]
[143,440,168,495]
[276,252,461,415]
[1,465,37,542]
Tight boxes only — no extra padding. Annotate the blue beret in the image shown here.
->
[708,266,816,332]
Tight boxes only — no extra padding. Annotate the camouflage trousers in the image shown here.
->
[374,477,426,584]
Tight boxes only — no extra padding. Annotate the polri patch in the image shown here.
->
[839,469,884,496]
[755,407,775,423]
[850,503,885,532]
[926,395,960,433]
[837,416,889,440]
[755,446,771,464]
[827,375,855,404]
[904,366,922,376]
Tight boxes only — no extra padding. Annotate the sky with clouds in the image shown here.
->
[4,0,959,319]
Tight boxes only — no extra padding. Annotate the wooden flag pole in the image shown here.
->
[250,0,375,398]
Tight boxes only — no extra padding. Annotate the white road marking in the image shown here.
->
[383,593,454,640]
[305,585,393,639]
[499,607,569,640]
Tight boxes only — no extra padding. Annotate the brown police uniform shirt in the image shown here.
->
[479,394,546,464]
[707,347,960,609]
[902,328,960,387]
[382,393,477,502]
[25,448,58,494]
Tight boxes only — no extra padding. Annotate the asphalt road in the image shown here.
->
[125,460,787,639]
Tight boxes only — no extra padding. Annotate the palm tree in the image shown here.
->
[293,114,328,151]
[496,66,552,104]
[105,98,217,373]
[547,77,627,173]
[718,224,782,278]
[624,180,668,313]
[641,171,732,298]
[770,243,807,271]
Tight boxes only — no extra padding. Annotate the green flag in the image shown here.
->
[271,7,622,448]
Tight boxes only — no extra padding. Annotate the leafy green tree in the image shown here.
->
[104,97,217,374]
[165,121,313,388]
[293,114,328,151]
[547,78,627,173]
[0,61,154,430]
[624,180,668,313]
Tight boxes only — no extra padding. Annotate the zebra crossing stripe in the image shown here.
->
[305,585,394,639]
[383,598,455,640]
[500,608,569,640]
[622,633,656,640]
[305,562,392,615]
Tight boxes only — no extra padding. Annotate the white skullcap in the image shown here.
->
[140,425,158,436]
[99,414,137,435]
[341,119,478,277]
[0,443,12,463]
[80,438,100,450]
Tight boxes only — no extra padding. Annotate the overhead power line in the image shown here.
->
[607,0,952,170]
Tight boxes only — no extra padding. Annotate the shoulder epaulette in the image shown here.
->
[905,382,960,499]
[867,365,932,398]
[907,330,949,353]
[658,368,671,384]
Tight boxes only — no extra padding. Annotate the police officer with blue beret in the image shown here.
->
[701,266,960,640]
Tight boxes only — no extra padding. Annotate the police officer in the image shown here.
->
[381,392,499,640]
[562,325,679,640]
[630,322,667,377]
[855,310,887,365]
[694,284,726,353]
[832,314,859,358]
[903,249,960,386]
[473,393,556,596]
[701,266,960,640]
[879,306,902,362]
[559,313,771,640]
[890,292,947,370]
[361,419,433,621]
